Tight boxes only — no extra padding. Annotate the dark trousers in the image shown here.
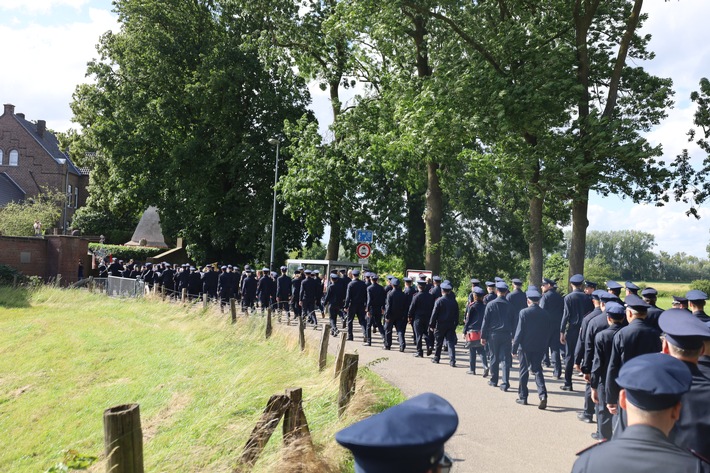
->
[367,314,385,344]
[413,319,432,355]
[596,382,613,440]
[395,318,408,349]
[302,302,317,324]
[563,325,580,386]
[276,300,290,313]
[583,383,595,419]
[347,306,366,339]
[242,295,255,311]
[518,350,547,400]
[328,305,340,333]
[548,335,563,376]
[259,295,271,313]
[468,345,488,373]
[291,300,302,319]
[434,327,457,364]
[219,290,233,306]
[489,333,512,386]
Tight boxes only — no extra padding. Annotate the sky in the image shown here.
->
[1,0,709,258]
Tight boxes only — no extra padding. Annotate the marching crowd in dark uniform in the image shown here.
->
[98,259,710,470]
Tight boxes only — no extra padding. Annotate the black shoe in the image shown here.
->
[516,399,528,406]
[384,346,391,350]
[500,384,509,392]
[482,368,489,378]
[347,336,354,341]
[544,362,551,368]
[399,347,405,352]
[577,412,594,423]
[538,397,548,410]
[488,380,498,387]
[426,347,433,356]
[450,362,456,367]
[342,320,346,329]
[561,385,573,391]
[466,370,476,375]
[413,353,423,358]
[431,358,440,364]
[554,371,561,379]
[591,432,604,441]
[363,342,371,346]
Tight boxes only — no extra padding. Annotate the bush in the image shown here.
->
[88,243,163,262]
[691,279,710,295]
[0,188,64,236]
[0,264,23,285]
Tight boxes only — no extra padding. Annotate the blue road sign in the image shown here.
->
[356,229,373,243]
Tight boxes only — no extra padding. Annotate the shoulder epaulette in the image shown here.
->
[690,449,710,464]
[575,440,606,456]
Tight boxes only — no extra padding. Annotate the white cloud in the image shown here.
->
[0,0,91,14]
[0,7,118,132]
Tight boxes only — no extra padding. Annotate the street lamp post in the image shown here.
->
[268,138,280,271]
[57,158,69,234]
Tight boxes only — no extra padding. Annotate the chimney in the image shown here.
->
[16,113,25,119]
[37,120,46,138]
[3,104,14,116]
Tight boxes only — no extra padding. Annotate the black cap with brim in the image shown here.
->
[659,308,710,350]
[617,353,692,411]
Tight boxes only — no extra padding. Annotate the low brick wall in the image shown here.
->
[0,235,89,284]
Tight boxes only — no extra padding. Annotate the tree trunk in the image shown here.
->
[326,213,340,260]
[568,190,589,277]
[528,194,543,287]
[405,189,426,269]
[425,161,442,274]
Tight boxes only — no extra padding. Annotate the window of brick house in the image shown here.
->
[9,149,18,166]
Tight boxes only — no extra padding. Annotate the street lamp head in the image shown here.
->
[268,138,280,146]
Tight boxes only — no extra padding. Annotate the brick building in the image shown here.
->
[0,235,90,285]
[0,103,89,232]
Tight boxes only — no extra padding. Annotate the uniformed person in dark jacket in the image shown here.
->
[188,266,202,300]
[218,265,233,308]
[385,278,408,351]
[337,269,349,328]
[641,287,663,329]
[512,287,550,409]
[344,269,367,341]
[241,269,257,312]
[300,269,319,327]
[429,276,442,300]
[659,309,710,460]
[483,281,497,304]
[590,302,626,440]
[687,290,710,323]
[409,280,435,357]
[575,290,604,425]
[605,294,662,433]
[201,265,218,300]
[481,281,514,390]
[256,267,274,314]
[540,278,564,377]
[507,278,527,335]
[365,274,386,347]
[463,286,488,375]
[606,280,623,298]
[323,273,343,337]
[625,280,640,296]
[429,281,459,366]
[561,274,595,391]
[573,353,710,473]
[290,269,304,324]
[276,266,292,321]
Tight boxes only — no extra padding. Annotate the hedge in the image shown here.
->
[691,280,710,296]
[0,264,24,285]
[88,243,164,262]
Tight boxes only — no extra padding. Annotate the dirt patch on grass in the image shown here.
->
[143,392,192,440]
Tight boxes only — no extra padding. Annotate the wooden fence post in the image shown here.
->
[181,288,187,303]
[202,294,208,309]
[338,354,359,417]
[266,307,273,339]
[161,284,166,301]
[230,298,237,324]
[318,324,330,371]
[238,394,290,469]
[88,276,94,293]
[103,403,144,473]
[298,317,305,351]
[283,388,310,445]
[55,274,62,287]
[334,332,347,378]
[12,274,18,289]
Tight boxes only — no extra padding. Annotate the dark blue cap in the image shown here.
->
[625,281,639,291]
[569,274,584,284]
[485,281,495,287]
[419,273,427,279]
[512,278,523,285]
[605,302,626,318]
[386,275,393,280]
[542,278,555,286]
[433,276,442,282]
[262,267,270,272]
[352,269,360,276]
[673,295,688,303]
[641,287,658,297]
[417,279,427,285]
[659,309,710,350]
[221,265,227,269]
[600,292,620,303]
[686,290,708,302]
[336,393,458,473]
[495,281,508,291]
[330,273,338,279]
[616,353,692,411]
[526,289,541,300]
[494,277,503,282]
[391,278,400,286]
[403,277,412,283]
[606,281,622,290]
[470,278,480,285]
[296,266,303,271]
[473,286,485,295]
[304,269,312,274]
[527,285,539,292]
[585,280,597,288]
[371,274,379,280]
[624,294,650,310]
[280,266,287,271]
[591,289,606,301]
[441,281,453,291]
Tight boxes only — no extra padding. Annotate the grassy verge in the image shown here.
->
[0,287,404,472]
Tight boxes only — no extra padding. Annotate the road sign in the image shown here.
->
[356,243,371,259]
[358,258,369,265]
[356,229,373,243]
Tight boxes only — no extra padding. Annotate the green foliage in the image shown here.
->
[579,230,658,280]
[0,264,23,286]
[88,243,162,262]
[0,188,64,236]
[44,450,97,472]
[544,253,568,285]
[691,280,710,296]
[71,207,138,244]
[583,255,616,285]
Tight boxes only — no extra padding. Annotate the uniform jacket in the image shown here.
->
[561,289,594,333]
[366,283,387,315]
[276,274,292,299]
[408,290,435,322]
[429,295,459,330]
[345,279,367,310]
[463,300,485,333]
[481,296,514,339]
[575,307,602,368]
[590,323,623,389]
[512,304,551,354]
[671,361,710,460]
[384,287,408,322]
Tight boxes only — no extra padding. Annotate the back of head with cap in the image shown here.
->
[617,353,692,414]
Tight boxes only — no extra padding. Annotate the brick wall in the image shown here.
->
[0,235,89,284]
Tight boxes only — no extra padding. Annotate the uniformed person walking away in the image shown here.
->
[561,274,595,391]
[483,281,497,304]
[365,274,386,347]
[463,286,488,376]
[572,353,710,473]
[575,289,604,424]
[540,278,564,376]
[275,266,292,321]
[241,269,257,313]
[513,288,550,409]
[606,294,662,436]
[323,273,343,337]
[385,278,409,352]
[429,281,459,367]
[336,393,458,473]
[590,302,626,440]
[687,289,710,323]
[300,269,319,327]
[344,269,368,341]
[507,278,527,334]
[218,266,233,309]
[658,309,710,460]
[409,280,435,357]
[257,267,274,315]
[641,287,663,329]
[290,268,304,325]
[481,281,515,390]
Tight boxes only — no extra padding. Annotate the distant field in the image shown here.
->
[0,287,403,472]
[635,281,693,309]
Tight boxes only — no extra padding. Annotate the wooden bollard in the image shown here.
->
[337,354,359,417]
[334,332,347,378]
[89,276,94,293]
[55,274,62,287]
[181,288,187,303]
[12,274,18,289]
[230,298,237,324]
[318,323,330,371]
[239,394,290,467]
[103,403,144,473]
[161,284,166,301]
[283,388,309,445]
[266,307,273,338]
[202,294,208,309]
[298,317,305,351]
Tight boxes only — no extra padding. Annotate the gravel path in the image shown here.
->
[274,315,595,473]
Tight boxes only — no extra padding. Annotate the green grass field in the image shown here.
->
[0,287,404,472]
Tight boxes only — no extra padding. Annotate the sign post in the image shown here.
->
[355,230,373,267]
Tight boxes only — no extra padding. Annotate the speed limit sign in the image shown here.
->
[356,243,371,259]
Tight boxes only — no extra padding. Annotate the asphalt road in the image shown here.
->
[275,314,596,473]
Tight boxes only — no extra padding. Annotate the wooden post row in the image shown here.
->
[337,354,359,417]
[230,298,237,324]
[334,332,347,378]
[298,318,305,352]
[181,288,187,303]
[318,323,330,371]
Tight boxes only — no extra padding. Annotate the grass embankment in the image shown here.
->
[0,287,404,472]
